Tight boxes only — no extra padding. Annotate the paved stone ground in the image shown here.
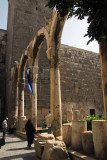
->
[0,131,38,160]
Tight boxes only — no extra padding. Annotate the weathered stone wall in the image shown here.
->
[5,0,104,127]
[60,45,104,120]
[6,0,52,123]
[0,29,7,127]
[35,44,104,126]
[37,40,50,126]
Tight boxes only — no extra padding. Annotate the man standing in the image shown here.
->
[2,117,8,138]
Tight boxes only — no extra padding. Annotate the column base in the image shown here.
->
[72,121,87,150]
[19,116,27,132]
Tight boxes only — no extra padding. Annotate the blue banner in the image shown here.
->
[27,68,33,94]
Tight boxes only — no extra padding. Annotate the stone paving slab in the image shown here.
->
[0,132,38,160]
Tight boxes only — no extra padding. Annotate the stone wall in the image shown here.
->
[37,40,50,126]
[5,0,104,127]
[35,44,104,126]
[60,45,104,120]
[0,29,7,127]
[6,0,52,124]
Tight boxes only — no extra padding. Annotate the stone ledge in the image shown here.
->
[68,149,96,160]
[14,130,27,139]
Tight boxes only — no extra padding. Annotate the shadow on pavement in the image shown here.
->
[6,147,35,151]
[6,140,26,144]
[0,152,36,160]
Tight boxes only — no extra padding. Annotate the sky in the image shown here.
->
[0,0,99,53]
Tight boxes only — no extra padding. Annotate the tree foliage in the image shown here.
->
[84,114,105,130]
[46,0,107,44]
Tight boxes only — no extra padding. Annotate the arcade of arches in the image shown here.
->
[10,11,67,137]
[8,8,107,142]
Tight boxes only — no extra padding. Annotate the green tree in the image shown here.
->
[46,0,107,44]
[46,0,107,120]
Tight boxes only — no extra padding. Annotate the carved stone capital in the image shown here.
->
[18,78,25,89]
[49,56,60,68]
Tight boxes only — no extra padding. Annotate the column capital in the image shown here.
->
[18,78,25,89]
[49,56,60,68]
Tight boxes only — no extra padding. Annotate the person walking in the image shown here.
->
[25,119,36,148]
[0,117,8,148]
[2,117,8,138]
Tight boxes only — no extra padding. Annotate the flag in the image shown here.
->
[27,68,33,94]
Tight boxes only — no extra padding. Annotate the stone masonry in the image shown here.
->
[6,0,52,127]
[36,44,104,125]
[60,45,104,120]
[0,29,7,127]
[0,1,104,128]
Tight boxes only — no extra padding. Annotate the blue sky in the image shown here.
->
[0,0,8,30]
[0,0,99,53]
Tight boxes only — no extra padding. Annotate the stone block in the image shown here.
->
[56,136,63,141]
[34,133,55,159]
[72,110,81,121]
[62,123,72,147]
[38,133,55,142]
[34,139,45,159]
[82,131,94,155]
[42,140,70,160]
[92,120,107,160]
[72,121,87,150]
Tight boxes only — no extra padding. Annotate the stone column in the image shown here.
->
[49,55,62,137]
[92,120,107,160]
[14,81,18,117]
[18,78,26,131]
[72,120,87,150]
[14,82,18,129]
[72,110,86,150]
[30,66,38,129]
[82,131,94,155]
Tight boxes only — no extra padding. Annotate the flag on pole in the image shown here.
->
[27,68,33,94]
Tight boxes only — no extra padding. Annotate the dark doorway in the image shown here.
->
[90,109,95,116]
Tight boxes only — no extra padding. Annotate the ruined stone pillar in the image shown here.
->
[92,120,107,160]
[72,121,87,150]
[14,82,19,129]
[49,53,62,137]
[30,66,38,129]
[15,82,18,119]
[18,78,26,131]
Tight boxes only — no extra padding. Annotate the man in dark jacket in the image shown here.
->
[25,119,36,148]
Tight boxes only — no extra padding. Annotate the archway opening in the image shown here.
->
[37,39,50,127]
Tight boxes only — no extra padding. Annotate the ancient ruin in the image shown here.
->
[0,0,107,160]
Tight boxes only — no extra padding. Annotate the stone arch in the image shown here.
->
[18,53,28,79]
[29,11,67,136]
[44,12,67,136]
[16,11,67,135]
[17,52,29,131]
[27,28,50,129]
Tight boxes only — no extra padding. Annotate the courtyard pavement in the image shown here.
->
[0,131,38,160]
